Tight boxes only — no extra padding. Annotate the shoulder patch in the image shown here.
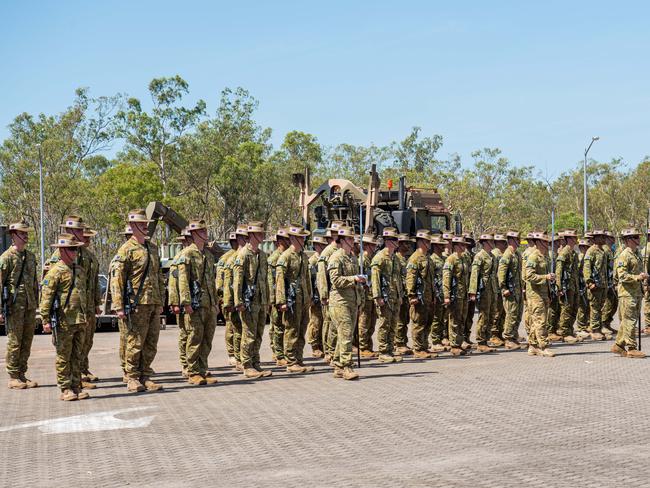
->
[42,278,49,286]
[177,256,186,265]
[406,263,417,270]
[443,263,451,270]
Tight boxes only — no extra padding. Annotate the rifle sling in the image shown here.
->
[132,242,151,308]
[63,264,76,309]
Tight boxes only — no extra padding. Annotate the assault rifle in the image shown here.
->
[415,274,424,304]
[549,208,559,301]
[449,275,458,304]
[190,279,202,311]
[50,293,61,347]
[123,279,136,332]
[1,283,10,333]
[433,273,444,304]
[560,265,570,305]
[310,264,320,305]
[380,275,392,310]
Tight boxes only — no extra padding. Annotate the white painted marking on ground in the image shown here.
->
[0,406,157,434]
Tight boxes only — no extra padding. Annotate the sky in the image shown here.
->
[1,1,649,178]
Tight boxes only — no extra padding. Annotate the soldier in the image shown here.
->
[110,209,165,393]
[601,231,618,338]
[547,234,564,341]
[462,233,476,349]
[524,232,556,357]
[80,225,102,385]
[429,235,447,353]
[216,231,238,367]
[575,237,592,339]
[404,230,436,359]
[611,228,647,358]
[328,227,365,380]
[317,221,342,364]
[394,233,414,356]
[40,235,88,401]
[168,228,192,377]
[371,227,404,363]
[223,225,248,371]
[233,221,271,379]
[358,234,379,357]
[443,236,470,356]
[1,221,39,390]
[644,229,650,334]
[498,231,523,350]
[583,229,608,341]
[276,224,314,373]
[521,232,536,339]
[268,227,290,366]
[469,234,497,353]
[176,219,218,385]
[116,225,133,380]
[554,230,579,344]
[307,235,328,358]
[489,233,508,347]
[440,232,453,346]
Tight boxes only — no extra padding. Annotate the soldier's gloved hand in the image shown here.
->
[172,306,181,315]
[444,298,450,305]
[639,273,649,281]
[43,323,52,333]
[469,294,476,302]
[502,290,511,298]
[279,304,288,312]
[117,309,126,319]
[184,304,193,315]
[547,273,556,281]
[376,298,385,307]
[409,297,419,305]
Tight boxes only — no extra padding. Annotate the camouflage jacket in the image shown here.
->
[167,249,184,307]
[266,247,283,306]
[469,248,497,296]
[524,248,550,299]
[327,248,362,307]
[405,248,434,302]
[556,245,578,292]
[316,242,339,301]
[276,247,312,307]
[583,244,607,289]
[370,248,403,305]
[177,243,217,308]
[616,247,643,298]
[216,248,237,300]
[39,260,87,325]
[0,246,39,310]
[442,252,468,301]
[498,247,522,296]
[232,244,269,307]
[221,251,239,308]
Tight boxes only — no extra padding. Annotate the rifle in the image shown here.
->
[243,254,261,312]
[50,293,61,347]
[380,275,392,310]
[1,283,9,334]
[310,264,320,305]
[433,269,444,304]
[1,251,27,334]
[415,274,424,304]
[505,266,516,297]
[190,255,206,312]
[560,264,570,305]
[285,253,303,314]
[123,279,136,332]
[449,275,458,304]
[578,252,589,308]
[549,208,559,301]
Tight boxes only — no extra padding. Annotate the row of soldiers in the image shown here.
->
[2,212,649,400]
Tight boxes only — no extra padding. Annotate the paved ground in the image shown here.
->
[1,319,650,488]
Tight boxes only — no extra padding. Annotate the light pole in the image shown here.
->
[37,144,46,271]
[583,136,600,234]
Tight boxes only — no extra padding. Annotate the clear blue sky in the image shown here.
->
[1,1,649,177]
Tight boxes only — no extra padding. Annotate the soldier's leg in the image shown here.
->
[283,308,299,366]
[19,307,36,378]
[252,307,267,368]
[358,300,373,351]
[5,311,24,380]
[55,321,74,391]
[615,296,639,351]
[475,294,492,345]
[464,301,475,343]
[429,302,445,348]
[239,306,258,370]
[547,297,559,335]
[448,300,466,348]
[296,303,309,364]
[270,308,284,361]
[200,307,217,374]
[501,296,517,342]
[326,305,338,359]
[70,323,86,391]
[118,317,127,375]
[490,294,504,340]
[409,302,429,352]
[178,317,188,372]
[232,311,243,364]
[376,304,397,356]
[225,314,235,359]
[587,288,605,336]
[141,306,160,379]
[644,290,650,330]
[321,304,331,356]
[307,303,323,353]
[184,308,205,376]
[81,315,96,375]
[332,304,357,369]
[394,301,410,350]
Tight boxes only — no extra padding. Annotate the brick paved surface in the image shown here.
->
[2,319,650,488]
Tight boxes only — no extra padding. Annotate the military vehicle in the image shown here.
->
[293,164,451,236]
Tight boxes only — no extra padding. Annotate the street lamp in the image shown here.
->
[583,136,600,234]
[37,144,45,271]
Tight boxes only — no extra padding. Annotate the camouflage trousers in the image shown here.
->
[447,298,467,348]
[55,321,86,390]
[490,293,505,339]
[4,304,36,378]
[644,289,650,328]
[177,314,188,370]
[240,303,267,369]
[283,300,310,366]
[306,301,323,352]
[547,296,560,334]
[269,307,284,360]
[409,301,433,352]
[429,301,446,345]
[125,304,160,380]
[321,303,333,356]
[224,310,235,358]
[587,287,606,332]
[502,294,522,341]
[601,288,618,328]
[80,313,97,375]
[576,292,590,331]
[358,297,376,351]
[377,302,399,355]
[394,300,410,348]
[118,317,127,374]
[615,296,640,350]
[557,289,578,337]
[330,302,358,368]
[464,300,475,343]
[225,309,242,363]
[475,292,495,345]
[184,306,217,376]
[527,294,550,349]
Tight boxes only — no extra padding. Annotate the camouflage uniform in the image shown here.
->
[233,244,269,370]
[110,238,165,381]
[405,248,435,353]
[524,247,551,350]
[267,247,283,360]
[615,246,643,351]
[583,243,607,335]
[306,252,324,353]
[1,247,39,381]
[469,248,497,346]
[216,248,237,359]
[394,251,410,351]
[40,260,87,391]
[546,249,560,335]
[490,247,505,341]
[442,252,468,348]
[601,244,618,330]
[371,248,403,357]
[80,247,101,377]
[462,248,475,343]
[276,246,312,366]
[317,242,339,357]
[556,245,578,338]
[576,248,591,333]
[222,251,242,363]
[178,243,217,377]
[429,251,446,347]
[498,247,523,343]
[358,250,377,352]
[328,249,363,368]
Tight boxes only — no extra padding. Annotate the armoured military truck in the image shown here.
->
[294,164,451,236]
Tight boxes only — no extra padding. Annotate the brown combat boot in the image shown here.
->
[8,377,27,390]
[228,356,238,367]
[591,332,605,341]
[429,344,446,353]
[378,354,395,363]
[19,375,38,388]
[527,346,539,356]
[142,377,163,391]
[395,346,413,356]
[323,354,332,364]
[298,362,315,372]
[188,374,207,385]
[488,336,505,347]
[343,367,359,380]
[84,372,99,382]
[611,343,627,357]
[127,378,146,392]
[254,364,273,377]
[333,366,344,378]
[81,381,97,390]
[60,389,78,401]
[538,348,555,357]
[413,350,431,359]
[235,362,244,372]
[74,388,90,400]
[548,333,562,342]
[476,344,495,353]
[122,374,129,384]
[360,350,378,358]
[287,364,307,374]
[312,349,324,358]
[276,358,288,367]
[181,368,189,378]
[626,349,646,359]
[504,341,520,350]
[204,375,219,385]
[450,347,465,356]
[564,335,578,344]
[244,368,263,379]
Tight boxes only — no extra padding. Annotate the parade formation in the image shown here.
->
[1,202,650,402]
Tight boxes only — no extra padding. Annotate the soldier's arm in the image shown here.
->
[275,255,288,305]
[497,255,509,290]
[316,258,329,300]
[329,257,356,289]
[109,253,128,311]
[582,253,594,285]
[38,271,58,319]
[157,255,165,302]
[232,252,246,308]
[177,254,192,306]
[525,257,547,285]
[167,264,179,306]
[370,262,381,299]
[0,255,9,289]
[468,257,481,295]
[556,252,566,280]
[442,262,452,300]
[405,260,418,298]
[304,256,313,298]
[617,256,642,283]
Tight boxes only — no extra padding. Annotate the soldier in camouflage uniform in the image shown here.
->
[524,232,556,357]
[233,221,271,379]
[469,234,497,353]
[177,219,218,386]
[168,228,192,377]
[268,228,290,365]
[521,232,536,340]
[115,225,133,380]
[1,222,39,390]
[547,234,564,341]
[405,230,436,359]
[498,231,523,350]
[488,234,508,347]
[643,229,650,334]
[328,226,365,380]
[611,228,647,358]
[215,231,238,367]
[394,233,414,356]
[554,230,579,343]
[428,235,447,353]
[110,209,165,393]
[40,235,88,401]
[223,225,248,370]
[276,225,314,373]
[358,234,379,357]
[317,221,342,364]
[462,233,476,349]
[440,233,453,346]
[601,231,618,338]
[576,237,592,339]
[583,230,608,341]
[443,236,470,356]
[307,235,328,358]
[80,225,102,384]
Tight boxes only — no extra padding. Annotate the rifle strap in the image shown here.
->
[64,264,76,309]
[133,241,151,307]
[10,251,27,306]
